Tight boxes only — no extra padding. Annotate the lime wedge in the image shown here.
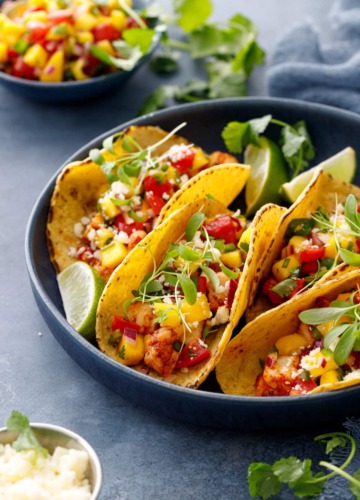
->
[280,147,356,204]
[57,262,106,340]
[244,136,289,215]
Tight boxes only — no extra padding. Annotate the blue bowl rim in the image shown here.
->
[24,96,360,411]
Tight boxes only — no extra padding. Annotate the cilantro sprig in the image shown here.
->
[248,431,360,499]
[222,115,315,178]
[139,1,265,114]
[6,410,48,456]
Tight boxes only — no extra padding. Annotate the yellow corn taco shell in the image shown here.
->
[47,125,249,275]
[96,199,285,389]
[246,168,360,322]
[216,265,360,396]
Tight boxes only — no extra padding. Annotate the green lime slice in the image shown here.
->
[57,261,106,340]
[244,136,289,215]
[280,147,356,204]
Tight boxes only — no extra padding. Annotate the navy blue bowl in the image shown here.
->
[0,0,159,102]
[25,97,360,429]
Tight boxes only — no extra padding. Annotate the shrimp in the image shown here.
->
[127,302,156,334]
[144,327,181,377]
[207,272,229,311]
[256,355,300,396]
[208,151,238,166]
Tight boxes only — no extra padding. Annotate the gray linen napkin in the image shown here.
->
[267,0,360,113]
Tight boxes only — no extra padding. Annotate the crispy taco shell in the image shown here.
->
[216,265,360,395]
[246,168,360,322]
[96,199,285,389]
[47,125,249,274]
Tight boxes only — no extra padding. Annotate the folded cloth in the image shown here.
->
[267,0,360,113]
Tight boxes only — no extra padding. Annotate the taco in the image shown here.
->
[216,265,360,396]
[96,198,285,388]
[47,124,249,281]
[246,168,360,322]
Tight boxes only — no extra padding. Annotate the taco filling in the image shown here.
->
[67,126,238,281]
[107,210,250,378]
[261,194,360,306]
[256,289,360,396]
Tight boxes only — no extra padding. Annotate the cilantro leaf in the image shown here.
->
[122,27,156,54]
[6,410,47,455]
[221,115,271,154]
[273,456,309,484]
[323,435,348,455]
[174,0,212,33]
[350,469,360,498]
[271,278,298,298]
[248,462,282,499]
[139,85,178,115]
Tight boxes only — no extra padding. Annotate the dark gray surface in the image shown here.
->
[0,1,343,499]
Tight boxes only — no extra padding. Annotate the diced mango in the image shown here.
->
[316,320,335,336]
[303,350,338,379]
[220,249,242,268]
[96,40,116,56]
[191,148,208,172]
[76,30,94,44]
[100,240,127,268]
[272,254,301,282]
[275,333,308,356]
[180,294,211,323]
[118,333,145,366]
[74,13,98,31]
[320,369,340,385]
[288,235,308,251]
[95,228,114,248]
[27,0,46,7]
[238,226,252,249]
[2,19,25,40]
[69,58,89,80]
[110,9,127,30]
[153,303,181,328]
[24,43,48,68]
[325,234,355,259]
[46,23,74,41]
[40,50,64,82]
[99,197,121,219]
[337,293,352,303]
[0,42,8,63]
[24,11,48,23]
[166,165,179,182]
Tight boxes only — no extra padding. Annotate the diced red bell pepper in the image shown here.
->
[288,278,306,299]
[289,378,318,395]
[175,339,211,369]
[143,175,172,198]
[226,279,238,308]
[93,22,121,42]
[301,260,318,276]
[48,9,72,25]
[204,215,237,245]
[299,246,325,263]
[261,277,284,305]
[197,275,207,294]
[112,315,141,332]
[169,148,196,173]
[11,57,37,79]
[145,191,165,216]
[26,20,50,43]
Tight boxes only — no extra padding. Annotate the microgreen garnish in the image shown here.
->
[299,291,360,366]
[6,410,47,456]
[222,115,315,178]
[139,3,264,114]
[248,431,359,499]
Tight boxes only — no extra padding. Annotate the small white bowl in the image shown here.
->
[0,422,102,499]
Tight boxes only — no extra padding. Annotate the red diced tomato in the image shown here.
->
[143,175,172,198]
[26,20,50,43]
[289,378,317,395]
[112,315,141,332]
[197,275,207,294]
[175,339,211,369]
[8,47,19,60]
[145,191,165,216]
[48,9,72,25]
[93,22,121,42]
[114,214,148,236]
[204,215,237,244]
[299,246,325,263]
[301,260,318,276]
[261,277,284,305]
[11,57,37,79]
[288,278,306,299]
[314,296,331,308]
[226,279,238,308]
[169,147,196,173]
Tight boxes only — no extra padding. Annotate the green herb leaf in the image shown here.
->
[139,85,178,115]
[273,457,310,484]
[123,27,156,54]
[323,435,348,454]
[200,265,219,289]
[333,324,356,366]
[285,218,315,240]
[174,0,212,33]
[338,246,360,266]
[221,121,250,154]
[219,263,240,279]
[177,274,197,304]
[178,244,202,262]
[299,307,351,325]
[185,212,205,242]
[323,323,350,350]
[271,278,297,298]
[248,462,282,499]
[350,468,360,498]
[90,43,143,70]
[89,148,104,166]
[6,411,47,455]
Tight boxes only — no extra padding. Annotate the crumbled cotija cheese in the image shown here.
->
[0,444,92,500]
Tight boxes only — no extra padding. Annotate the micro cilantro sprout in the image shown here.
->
[222,115,315,178]
[248,431,360,499]
[139,0,265,114]
[6,410,48,456]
